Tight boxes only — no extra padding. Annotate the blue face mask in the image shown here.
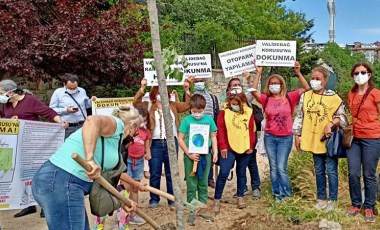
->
[231,105,240,112]
[0,94,10,104]
[194,82,205,91]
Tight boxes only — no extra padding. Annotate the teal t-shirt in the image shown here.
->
[50,116,124,182]
[178,114,217,149]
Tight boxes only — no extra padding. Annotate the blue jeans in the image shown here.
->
[214,150,251,199]
[127,157,144,181]
[312,153,338,201]
[248,149,261,190]
[32,161,92,230]
[347,138,380,209]
[149,138,178,205]
[264,133,292,199]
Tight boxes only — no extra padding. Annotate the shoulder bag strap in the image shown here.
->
[65,92,87,119]
[353,87,373,118]
[101,136,105,169]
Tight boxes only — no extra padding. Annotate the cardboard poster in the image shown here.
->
[92,97,134,116]
[255,40,297,67]
[143,54,212,86]
[188,124,210,154]
[0,119,64,210]
[219,45,256,78]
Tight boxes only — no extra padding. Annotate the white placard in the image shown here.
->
[0,119,64,210]
[188,124,210,154]
[143,54,212,86]
[255,40,296,67]
[219,45,256,78]
[92,97,134,116]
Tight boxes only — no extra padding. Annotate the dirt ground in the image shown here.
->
[0,153,313,230]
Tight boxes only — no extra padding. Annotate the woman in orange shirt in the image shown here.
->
[346,62,380,223]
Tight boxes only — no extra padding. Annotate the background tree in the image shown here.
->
[0,0,149,89]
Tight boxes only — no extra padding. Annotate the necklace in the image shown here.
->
[156,108,163,139]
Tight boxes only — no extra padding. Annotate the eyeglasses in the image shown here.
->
[353,71,368,76]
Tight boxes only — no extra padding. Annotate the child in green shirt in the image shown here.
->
[178,94,218,226]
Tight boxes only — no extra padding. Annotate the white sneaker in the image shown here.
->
[325,201,337,212]
[129,214,146,225]
[314,199,328,210]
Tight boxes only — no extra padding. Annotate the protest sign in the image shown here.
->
[255,40,296,67]
[143,54,212,86]
[219,45,256,78]
[188,124,210,154]
[0,119,64,210]
[92,97,134,116]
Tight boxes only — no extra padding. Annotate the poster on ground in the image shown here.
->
[255,40,296,67]
[0,119,64,210]
[143,54,212,86]
[188,124,210,154]
[219,45,256,78]
[92,97,134,116]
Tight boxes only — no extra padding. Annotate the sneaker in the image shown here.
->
[252,188,261,200]
[364,208,375,223]
[325,201,337,212]
[314,199,328,210]
[212,199,220,213]
[237,197,247,209]
[347,206,361,217]
[188,212,195,226]
[129,214,146,225]
[149,202,159,209]
[233,186,249,198]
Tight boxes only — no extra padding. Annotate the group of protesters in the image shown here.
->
[0,60,379,229]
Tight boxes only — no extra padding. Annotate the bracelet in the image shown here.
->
[85,158,94,162]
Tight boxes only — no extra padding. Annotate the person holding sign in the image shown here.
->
[133,78,191,208]
[183,76,220,188]
[178,94,218,225]
[251,61,309,202]
[0,79,68,219]
[32,104,145,230]
[213,91,256,213]
[292,66,346,212]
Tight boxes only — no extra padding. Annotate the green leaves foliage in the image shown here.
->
[152,47,187,82]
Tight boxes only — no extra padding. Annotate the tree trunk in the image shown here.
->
[146,1,185,229]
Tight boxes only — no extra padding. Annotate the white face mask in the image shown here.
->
[310,80,323,91]
[354,73,369,85]
[191,111,204,119]
[66,87,78,95]
[229,86,243,95]
[194,82,206,91]
[140,122,147,128]
[156,95,161,102]
[231,105,240,112]
[269,84,281,94]
[0,88,16,104]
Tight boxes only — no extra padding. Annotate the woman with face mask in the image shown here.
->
[133,78,191,209]
[293,66,346,212]
[345,62,380,222]
[0,79,68,218]
[251,61,309,203]
[212,92,256,213]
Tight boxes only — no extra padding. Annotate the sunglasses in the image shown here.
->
[353,71,368,76]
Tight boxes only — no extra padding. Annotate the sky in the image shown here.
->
[282,0,380,45]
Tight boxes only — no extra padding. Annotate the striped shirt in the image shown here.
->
[194,90,214,117]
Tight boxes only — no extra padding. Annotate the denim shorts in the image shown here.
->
[127,157,144,181]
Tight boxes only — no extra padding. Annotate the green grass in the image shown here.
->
[260,150,380,229]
